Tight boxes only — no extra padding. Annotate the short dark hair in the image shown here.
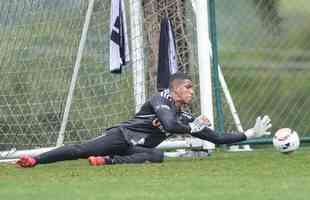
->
[169,72,191,90]
[169,72,191,82]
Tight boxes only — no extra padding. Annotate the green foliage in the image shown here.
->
[215,0,310,137]
[253,0,282,35]
[221,68,310,134]
[0,1,134,149]
[1,0,310,150]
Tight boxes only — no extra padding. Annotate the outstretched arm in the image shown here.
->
[191,115,272,144]
[191,128,247,144]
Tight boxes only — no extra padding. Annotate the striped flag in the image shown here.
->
[157,17,178,91]
[109,0,130,73]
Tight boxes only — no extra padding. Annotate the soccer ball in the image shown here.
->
[273,128,300,153]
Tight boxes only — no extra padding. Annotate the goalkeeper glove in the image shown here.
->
[189,115,211,133]
[244,115,272,139]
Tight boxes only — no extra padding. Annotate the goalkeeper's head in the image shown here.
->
[169,72,193,106]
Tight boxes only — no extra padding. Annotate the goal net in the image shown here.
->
[3,0,309,160]
[0,0,209,160]
[215,0,310,143]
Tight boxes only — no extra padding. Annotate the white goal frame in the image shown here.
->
[0,0,247,162]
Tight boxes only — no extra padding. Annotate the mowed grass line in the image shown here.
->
[0,148,310,200]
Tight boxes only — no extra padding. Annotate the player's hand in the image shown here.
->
[244,115,272,139]
[189,115,211,133]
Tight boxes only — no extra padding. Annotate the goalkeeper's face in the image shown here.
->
[173,79,194,105]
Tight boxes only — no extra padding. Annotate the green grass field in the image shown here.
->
[1,148,310,200]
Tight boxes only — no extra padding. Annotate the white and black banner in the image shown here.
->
[109,0,130,73]
[157,17,177,91]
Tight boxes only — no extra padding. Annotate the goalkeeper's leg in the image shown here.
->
[111,146,164,164]
[17,127,129,167]
[36,128,129,164]
[89,145,164,166]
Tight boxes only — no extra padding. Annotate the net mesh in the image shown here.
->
[0,0,135,151]
[0,0,199,152]
[1,0,309,153]
[215,0,310,138]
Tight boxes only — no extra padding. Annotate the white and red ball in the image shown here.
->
[273,128,300,153]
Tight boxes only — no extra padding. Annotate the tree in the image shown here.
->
[253,0,282,35]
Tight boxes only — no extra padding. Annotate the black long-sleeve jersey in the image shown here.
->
[108,89,247,148]
[107,90,193,148]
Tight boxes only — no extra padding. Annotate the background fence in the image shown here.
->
[0,0,309,152]
[214,0,310,142]
[0,0,135,151]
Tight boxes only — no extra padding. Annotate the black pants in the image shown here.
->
[35,128,164,165]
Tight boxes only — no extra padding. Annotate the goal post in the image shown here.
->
[0,0,219,161]
[0,0,118,159]
[5,0,308,161]
[56,0,95,147]
[195,0,214,128]
[129,0,146,113]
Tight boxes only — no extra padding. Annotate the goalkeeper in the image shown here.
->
[17,72,272,167]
